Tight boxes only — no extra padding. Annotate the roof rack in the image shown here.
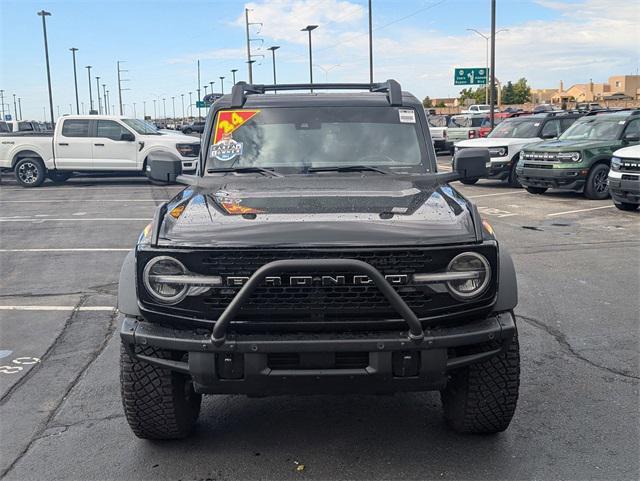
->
[230,79,403,108]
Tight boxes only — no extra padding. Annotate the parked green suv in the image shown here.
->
[516,110,640,199]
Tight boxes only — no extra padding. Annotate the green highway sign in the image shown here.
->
[196,100,207,108]
[454,68,488,85]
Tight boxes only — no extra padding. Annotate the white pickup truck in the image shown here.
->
[0,115,201,187]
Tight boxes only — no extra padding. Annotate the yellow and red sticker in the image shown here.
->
[213,109,260,143]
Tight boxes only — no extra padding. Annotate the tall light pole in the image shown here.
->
[171,96,175,121]
[37,10,54,124]
[490,0,496,128]
[162,97,166,119]
[143,100,146,119]
[466,27,508,105]
[301,25,318,92]
[13,94,17,119]
[197,60,201,119]
[0,90,4,119]
[95,76,102,114]
[204,85,208,98]
[70,47,80,114]
[180,94,185,119]
[133,102,137,118]
[153,99,157,121]
[102,84,107,114]
[219,76,225,95]
[314,64,340,82]
[188,92,192,116]
[85,65,93,112]
[267,46,279,88]
[209,81,214,93]
[231,69,238,85]
[106,90,110,115]
[368,0,373,83]
[18,98,22,120]
[81,101,84,115]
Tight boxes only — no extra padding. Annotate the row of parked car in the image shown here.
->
[0,119,53,134]
[429,109,640,210]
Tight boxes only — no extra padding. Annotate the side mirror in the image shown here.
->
[540,133,556,139]
[120,132,135,141]
[146,152,182,184]
[453,148,490,181]
[623,133,640,142]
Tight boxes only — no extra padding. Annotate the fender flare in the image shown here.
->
[117,249,141,317]
[493,245,518,312]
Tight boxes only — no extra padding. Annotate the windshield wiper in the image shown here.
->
[307,165,390,174]
[207,166,282,177]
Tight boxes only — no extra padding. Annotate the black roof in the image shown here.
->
[212,80,421,109]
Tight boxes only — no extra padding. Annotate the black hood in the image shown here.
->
[157,175,478,247]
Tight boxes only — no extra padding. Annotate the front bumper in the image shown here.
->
[487,159,512,180]
[120,311,516,395]
[608,176,640,204]
[516,165,586,191]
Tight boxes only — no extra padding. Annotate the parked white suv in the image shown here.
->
[608,144,640,211]
[0,115,200,187]
[462,104,491,114]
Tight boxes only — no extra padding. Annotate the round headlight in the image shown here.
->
[570,152,581,162]
[446,252,491,301]
[143,256,188,304]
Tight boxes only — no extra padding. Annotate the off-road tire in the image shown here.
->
[507,157,522,188]
[184,128,193,134]
[48,171,72,183]
[120,344,201,440]
[15,157,46,187]
[614,201,638,211]
[460,178,479,185]
[526,186,547,195]
[441,332,520,434]
[584,163,610,200]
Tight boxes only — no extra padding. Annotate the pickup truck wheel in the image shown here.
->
[614,201,638,211]
[120,344,201,440]
[15,158,46,187]
[184,128,192,134]
[525,186,547,195]
[440,332,520,434]
[584,163,610,200]
[460,178,479,185]
[48,171,72,183]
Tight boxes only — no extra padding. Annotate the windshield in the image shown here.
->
[559,118,624,141]
[205,106,427,174]
[488,119,541,138]
[449,116,485,128]
[122,118,161,135]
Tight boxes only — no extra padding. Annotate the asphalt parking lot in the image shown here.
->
[0,159,638,481]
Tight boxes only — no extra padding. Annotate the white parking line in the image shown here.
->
[0,306,115,311]
[0,248,130,252]
[467,191,527,199]
[547,205,615,217]
[0,218,150,222]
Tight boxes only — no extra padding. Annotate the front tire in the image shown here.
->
[15,157,46,187]
[460,178,479,185]
[526,186,547,195]
[184,128,192,134]
[120,344,201,440]
[614,201,638,211]
[584,163,610,200]
[507,158,522,188]
[441,332,520,434]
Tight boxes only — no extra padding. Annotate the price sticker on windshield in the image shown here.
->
[398,109,416,123]
[213,110,260,143]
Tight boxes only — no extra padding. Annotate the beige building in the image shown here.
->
[547,75,640,103]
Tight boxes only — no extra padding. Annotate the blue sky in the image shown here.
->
[1,0,638,120]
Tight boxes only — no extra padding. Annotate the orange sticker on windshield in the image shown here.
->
[213,110,260,143]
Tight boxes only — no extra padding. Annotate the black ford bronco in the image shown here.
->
[118,80,520,439]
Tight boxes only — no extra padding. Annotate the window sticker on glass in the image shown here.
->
[398,109,416,124]
[213,110,260,143]
[210,134,243,161]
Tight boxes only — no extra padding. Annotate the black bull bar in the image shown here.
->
[210,258,425,345]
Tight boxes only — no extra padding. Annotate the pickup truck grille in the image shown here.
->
[137,247,498,329]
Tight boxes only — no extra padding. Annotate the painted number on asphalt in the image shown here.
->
[0,356,41,374]
[478,206,516,218]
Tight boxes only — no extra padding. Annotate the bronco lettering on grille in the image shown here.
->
[225,274,409,287]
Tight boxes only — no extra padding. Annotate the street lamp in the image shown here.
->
[162,97,166,120]
[219,77,225,94]
[171,96,175,121]
[37,10,54,124]
[231,69,238,85]
[153,99,157,121]
[18,98,22,120]
[209,81,214,93]
[95,76,101,114]
[466,28,508,104]
[133,102,137,118]
[13,94,17,119]
[180,94,185,119]
[267,46,280,88]
[301,25,318,92]
[204,85,208,98]
[102,84,107,114]
[188,91,193,114]
[70,48,80,114]
[106,90,110,114]
[85,65,93,112]
[314,64,340,82]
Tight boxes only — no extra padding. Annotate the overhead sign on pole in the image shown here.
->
[454,68,488,85]
[195,100,207,108]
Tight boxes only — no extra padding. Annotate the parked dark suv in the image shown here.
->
[118,80,520,440]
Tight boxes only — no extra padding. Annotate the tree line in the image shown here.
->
[423,78,532,107]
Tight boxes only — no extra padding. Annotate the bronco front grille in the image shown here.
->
[137,246,498,328]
